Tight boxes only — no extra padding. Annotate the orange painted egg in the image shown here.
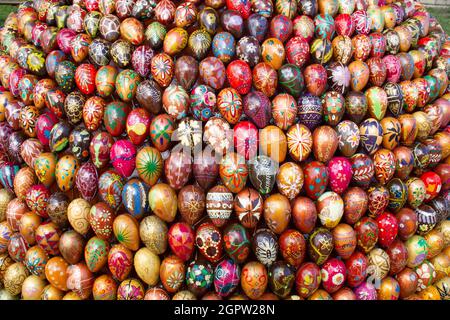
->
[276,162,304,200]
[95,65,118,98]
[219,152,248,194]
[120,18,144,46]
[332,223,356,259]
[92,274,117,300]
[148,183,177,223]
[348,60,369,92]
[45,256,69,291]
[312,125,338,163]
[272,93,297,130]
[217,87,243,125]
[66,262,94,299]
[263,193,291,234]
[13,167,36,201]
[23,245,48,278]
[261,38,285,70]
[241,261,268,300]
[113,214,140,251]
[163,27,188,56]
[380,117,401,150]
[160,255,185,293]
[19,212,41,246]
[373,148,396,185]
[55,155,79,192]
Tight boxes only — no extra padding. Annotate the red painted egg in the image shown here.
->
[35,221,61,256]
[335,13,354,36]
[168,222,195,262]
[376,212,398,248]
[295,262,321,298]
[420,172,442,202]
[321,258,346,293]
[303,161,328,200]
[227,0,251,19]
[312,125,338,163]
[386,239,408,275]
[126,108,151,146]
[75,63,96,95]
[26,184,50,218]
[89,202,115,241]
[164,150,192,191]
[354,217,379,253]
[89,132,114,170]
[279,229,306,269]
[292,196,317,234]
[252,63,277,97]
[226,60,252,95]
[285,36,310,69]
[345,251,368,287]
[396,208,418,241]
[304,64,327,96]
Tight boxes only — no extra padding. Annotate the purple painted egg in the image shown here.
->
[243,91,271,129]
[298,93,323,131]
[328,157,352,194]
[75,162,98,202]
[131,45,154,78]
[110,140,137,178]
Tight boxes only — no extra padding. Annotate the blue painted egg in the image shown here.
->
[121,178,149,220]
[212,32,236,64]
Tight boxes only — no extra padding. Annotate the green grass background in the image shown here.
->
[0,5,449,39]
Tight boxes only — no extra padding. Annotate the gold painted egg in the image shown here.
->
[148,183,177,223]
[4,262,29,296]
[67,198,91,235]
[21,274,46,300]
[18,212,41,245]
[41,284,64,300]
[134,247,160,286]
[139,215,168,255]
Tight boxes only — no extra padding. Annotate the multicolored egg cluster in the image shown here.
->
[0,0,449,301]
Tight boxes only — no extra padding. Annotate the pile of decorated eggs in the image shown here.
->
[0,0,449,301]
